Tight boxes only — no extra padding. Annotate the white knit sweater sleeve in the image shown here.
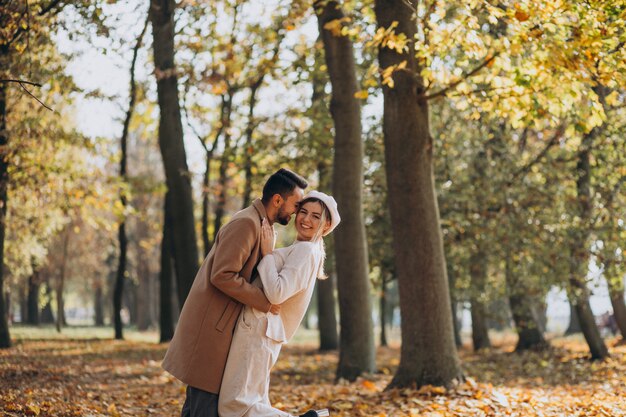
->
[257,242,317,305]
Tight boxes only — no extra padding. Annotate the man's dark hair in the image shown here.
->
[262,168,308,203]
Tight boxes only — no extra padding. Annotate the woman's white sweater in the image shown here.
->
[254,240,324,343]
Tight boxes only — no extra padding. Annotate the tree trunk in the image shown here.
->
[114,219,127,339]
[202,151,212,257]
[114,11,148,340]
[56,226,70,332]
[41,282,55,324]
[317,270,339,351]
[94,284,104,326]
[609,282,626,339]
[375,0,462,388]
[567,120,608,359]
[565,302,582,334]
[150,0,199,308]
[469,252,491,350]
[27,272,40,325]
[0,55,11,348]
[242,81,262,209]
[316,162,339,351]
[19,285,27,324]
[159,192,175,342]
[447,259,462,348]
[137,257,154,330]
[213,96,233,241]
[315,0,375,380]
[505,256,547,351]
[380,278,388,347]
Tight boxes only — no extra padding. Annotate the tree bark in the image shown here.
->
[150,0,199,308]
[568,117,608,359]
[469,252,491,350]
[316,162,339,351]
[505,256,547,351]
[447,259,462,348]
[19,285,27,324]
[201,151,212,257]
[114,17,147,339]
[159,192,175,342]
[565,302,582,334]
[213,95,233,240]
[609,281,626,339]
[40,281,55,324]
[380,278,388,347]
[0,52,11,348]
[94,284,104,326]
[315,0,376,380]
[56,226,70,333]
[27,272,40,325]
[242,81,262,209]
[375,0,462,388]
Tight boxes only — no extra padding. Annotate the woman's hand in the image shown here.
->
[260,218,275,257]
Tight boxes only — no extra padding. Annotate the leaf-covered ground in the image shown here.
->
[1,330,625,416]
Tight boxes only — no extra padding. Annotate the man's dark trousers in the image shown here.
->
[181,386,218,417]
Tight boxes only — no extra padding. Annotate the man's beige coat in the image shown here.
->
[162,199,272,394]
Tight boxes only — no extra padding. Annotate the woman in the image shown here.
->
[218,191,340,417]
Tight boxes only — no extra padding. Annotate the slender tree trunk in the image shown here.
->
[242,81,262,209]
[150,0,199,308]
[375,0,462,388]
[568,119,608,359]
[202,152,212,257]
[316,162,339,351]
[114,219,127,338]
[19,285,27,324]
[94,283,104,326]
[609,281,626,338]
[56,226,70,333]
[315,0,375,380]
[27,272,40,325]
[160,192,175,342]
[40,281,55,324]
[318,270,339,350]
[114,18,147,339]
[0,53,11,348]
[213,96,233,241]
[469,252,491,350]
[380,278,388,347]
[447,259,462,348]
[565,302,582,334]
[469,144,491,350]
[310,47,339,352]
[505,255,547,351]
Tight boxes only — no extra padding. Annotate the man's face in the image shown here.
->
[276,188,304,225]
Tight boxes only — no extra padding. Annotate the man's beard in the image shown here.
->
[276,207,291,225]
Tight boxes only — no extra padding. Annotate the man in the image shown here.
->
[162,168,308,417]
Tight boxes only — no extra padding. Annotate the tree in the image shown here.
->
[149,0,199,307]
[315,0,376,380]
[114,13,149,340]
[374,0,463,388]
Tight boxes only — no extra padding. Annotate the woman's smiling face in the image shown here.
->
[295,201,328,241]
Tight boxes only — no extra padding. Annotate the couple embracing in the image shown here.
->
[162,168,339,417]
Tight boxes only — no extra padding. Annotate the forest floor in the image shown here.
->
[1,327,625,416]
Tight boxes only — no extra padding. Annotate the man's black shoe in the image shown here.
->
[299,411,318,417]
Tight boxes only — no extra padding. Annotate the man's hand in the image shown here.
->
[260,218,276,257]
[269,304,281,315]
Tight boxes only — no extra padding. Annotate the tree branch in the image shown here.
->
[423,52,499,100]
[38,0,64,16]
[15,81,54,112]
[0,79,41,87]
[507,124,565,185]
